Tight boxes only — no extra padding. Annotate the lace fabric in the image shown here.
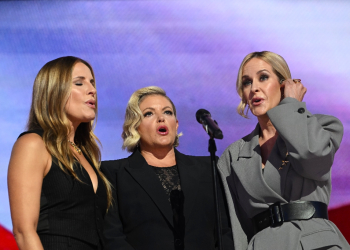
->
[151,165,181,202]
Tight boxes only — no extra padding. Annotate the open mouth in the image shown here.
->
[157,126,168,135]
[252,97,263,105]
[86,100,96,108]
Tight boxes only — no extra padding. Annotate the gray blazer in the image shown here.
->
[218,98,349,250]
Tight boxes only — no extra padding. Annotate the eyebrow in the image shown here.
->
[242,69,270,79]
[142,106,172,112]
[73,76,95,84]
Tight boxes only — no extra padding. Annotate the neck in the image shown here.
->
[140,146,176,167]
[257,115,278,141]
[68,120,80,142]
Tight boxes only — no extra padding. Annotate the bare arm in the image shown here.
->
[8,133,51,250]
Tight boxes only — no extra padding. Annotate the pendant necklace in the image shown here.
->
[68,140,82,155]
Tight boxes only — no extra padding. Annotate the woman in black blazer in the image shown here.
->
[102,86,233,250]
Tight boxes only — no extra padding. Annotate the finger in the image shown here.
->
[285,79,296,86]
[296,85,306,101]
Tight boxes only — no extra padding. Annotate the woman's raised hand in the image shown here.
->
[280,79,307,102]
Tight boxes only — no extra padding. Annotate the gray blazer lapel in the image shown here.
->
[126,151,174,227]
[232,124,287,203]
[175,149,199,219]
[263,136,290,196]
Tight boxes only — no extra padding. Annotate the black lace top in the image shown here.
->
[151,165,181,202]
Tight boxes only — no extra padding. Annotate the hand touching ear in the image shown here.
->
[280,79,307,102]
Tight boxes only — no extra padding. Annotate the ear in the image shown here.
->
[176,119,179,131]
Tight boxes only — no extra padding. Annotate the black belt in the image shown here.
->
[253,201,328,233]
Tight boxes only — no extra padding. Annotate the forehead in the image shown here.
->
[72,62,93,78]
[242,58,272,76]
[139,95,172,109]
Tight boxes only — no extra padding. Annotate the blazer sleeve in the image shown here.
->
[101,161,136,250]
[217,172,236,249]
[267,97,344,181]
[217,142,249,250]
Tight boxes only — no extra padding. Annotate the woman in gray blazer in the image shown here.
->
[218,51,349,250]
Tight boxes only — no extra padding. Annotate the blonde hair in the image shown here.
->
[27,56,112,209]
[236,51,292,118]
[122,86,181,152]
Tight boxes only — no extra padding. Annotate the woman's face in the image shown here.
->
[65,62,97,126]
[242,58,282,118]
[138,95,178,151]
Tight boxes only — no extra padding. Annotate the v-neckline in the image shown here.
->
[77,155,99,194]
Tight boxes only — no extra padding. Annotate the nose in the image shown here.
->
[88,83,97,96]
[250,80,260,93]
[157,114,165,123]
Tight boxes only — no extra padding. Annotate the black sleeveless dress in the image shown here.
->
[18,130,107,250]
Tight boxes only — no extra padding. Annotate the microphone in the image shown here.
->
[196,109,223,139]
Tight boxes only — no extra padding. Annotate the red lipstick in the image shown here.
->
[157,125,169,135]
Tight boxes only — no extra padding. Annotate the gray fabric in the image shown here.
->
[218,98,349,250]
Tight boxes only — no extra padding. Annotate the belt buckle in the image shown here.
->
[269,202,284,227]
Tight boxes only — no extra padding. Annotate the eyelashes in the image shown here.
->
[143,111,153,117]
[242,74,270,87]
[242,80,252,87]
[143,110,174,117]
[260,74,268,81]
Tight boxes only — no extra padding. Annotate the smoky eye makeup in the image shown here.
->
[259,74,269,81]
[242,78,252,87]
[164,110,173,115]
[143,111,153,117]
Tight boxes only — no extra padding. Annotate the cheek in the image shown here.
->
[69,89,80,103]
[138,121,150,134]
[242,89,250,102]
[169,118,178,129]
[267,83,281,97]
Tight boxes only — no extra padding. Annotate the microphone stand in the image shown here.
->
[208,137,223,250]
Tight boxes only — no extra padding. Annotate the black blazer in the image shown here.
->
[101,149,234,250]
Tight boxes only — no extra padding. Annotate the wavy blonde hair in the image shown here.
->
[236,51,292,118]
[27,56,112,209]
[122,86,181,152]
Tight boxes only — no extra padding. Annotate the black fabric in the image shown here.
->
[101,149,234,250]
[18,130,107,247]
[170,190,185,250]
[151,165,181,202]
[40,235,102,250]
[253,201,329,233]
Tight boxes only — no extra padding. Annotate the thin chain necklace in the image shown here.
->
[68,140,82,155]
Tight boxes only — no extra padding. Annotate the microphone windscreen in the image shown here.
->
[195,109,210,123]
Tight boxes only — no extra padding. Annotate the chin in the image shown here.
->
[155,141,174,148]
[250,106,268,116]
[81,116,95,123]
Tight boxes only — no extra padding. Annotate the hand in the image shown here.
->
[280,79,307,102]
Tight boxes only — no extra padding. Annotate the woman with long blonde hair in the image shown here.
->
[8,56,111,250]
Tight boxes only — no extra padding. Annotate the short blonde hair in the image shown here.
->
[236,51,292,118]
[122,86,181,152]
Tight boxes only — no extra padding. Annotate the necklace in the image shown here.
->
[279,152,289,170]
[68,140,82,155]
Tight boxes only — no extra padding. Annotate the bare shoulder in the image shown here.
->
[14,132,45,149]
[10,133,51,175]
